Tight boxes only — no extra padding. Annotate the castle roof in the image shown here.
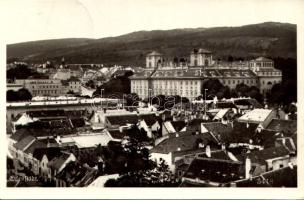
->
[147,51,162,56]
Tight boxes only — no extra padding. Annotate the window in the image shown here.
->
[279,164,284,168]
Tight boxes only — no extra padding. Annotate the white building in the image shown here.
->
[130,50,282,100]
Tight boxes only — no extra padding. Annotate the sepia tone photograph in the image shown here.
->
[1,0,303,198]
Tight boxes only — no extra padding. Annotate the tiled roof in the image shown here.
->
[107,129,127,140]
[67,76,81,82]
[228,121,259,143]
[183,157,244,184]
[32,147,62,161]
[233,165,297,187]
[150,131,217,154]
[238,109,273,123]
[24,140,47,155]
[106,114,139,126]
[70,118,86,128]
[130,68,257,79]
[266,119,297,136]
[236,146,290,165]
[138,113,160,126]
[202,122,234,143]
[171,121,187,132]
[191,48,212,54]
[10,131,28,142]
[254,57,273,62]
[147,51,162,56]
[234,99,263,108]
[252,129,281,148]
[216,102,237,109]
[56,162,98,187]
[48,152,71,170]
[26,110,66,118]
[13,135,36,151]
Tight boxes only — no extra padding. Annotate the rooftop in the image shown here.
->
[238,109,273,123]
[151,131,217,154]
[266,119,297,136]
[13,135,36,151]
[106,114,139,126]
[147,51,162,56]
[183,157,244,184]
[32,147,62,161]
[236,146,291,165]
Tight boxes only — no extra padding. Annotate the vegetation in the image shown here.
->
[7,88,32,102]
[7,22,296,66]
[7,64,46,81]
[104,159,179,187]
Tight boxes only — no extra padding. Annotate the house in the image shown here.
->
[181,157,245,186]
[8,130,29,155]
[33,147,63,180]
[237,109,276,128]
[88,174,119,187]
[265,119,297,136]
[104,114,139,129]
[23,139,47,173]
[90,109,134,128]
[71,134,113,149]
[212,108,236,121]
[230,165,297,187]
[150,131,218,172]
[175,149,238,179]
[47,152,77,180]
[66,77,81,94]
[11,113,38,132]
[236,146,296,174]
[160,110,173,121]
[106,129,128,142]
[233,98,263,110]
[162,120,186,136]
[55,162,98,187]
[12,135,36,165]
[138,114,161,138]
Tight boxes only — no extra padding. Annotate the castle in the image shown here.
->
[130,49,282,100]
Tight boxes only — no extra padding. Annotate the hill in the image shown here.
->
[7,22,296,66]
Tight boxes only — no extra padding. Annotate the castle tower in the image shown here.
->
[189,48,213,68]
[146,51,163,68]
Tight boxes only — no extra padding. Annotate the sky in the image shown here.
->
[0,0,303,44]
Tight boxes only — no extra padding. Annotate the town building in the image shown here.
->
[15,79,65,97]
[130,50,282,100]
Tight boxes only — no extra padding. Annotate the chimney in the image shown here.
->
[176,133,179,137]
[221,144,226,150]
[205,145,211,158]
[245,157,252,179]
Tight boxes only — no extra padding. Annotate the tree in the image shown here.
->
[124,93,140,106]
[85,80,95,89]
[17,88,32,101]
[7,90,18,102]
[7,88,32,102]
[202,79,230,99]
[235,83,250,97]
[104,159,179,187]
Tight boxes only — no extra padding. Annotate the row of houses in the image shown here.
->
[7,97,297,187]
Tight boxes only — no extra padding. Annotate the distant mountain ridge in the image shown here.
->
[7,22,296,66]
